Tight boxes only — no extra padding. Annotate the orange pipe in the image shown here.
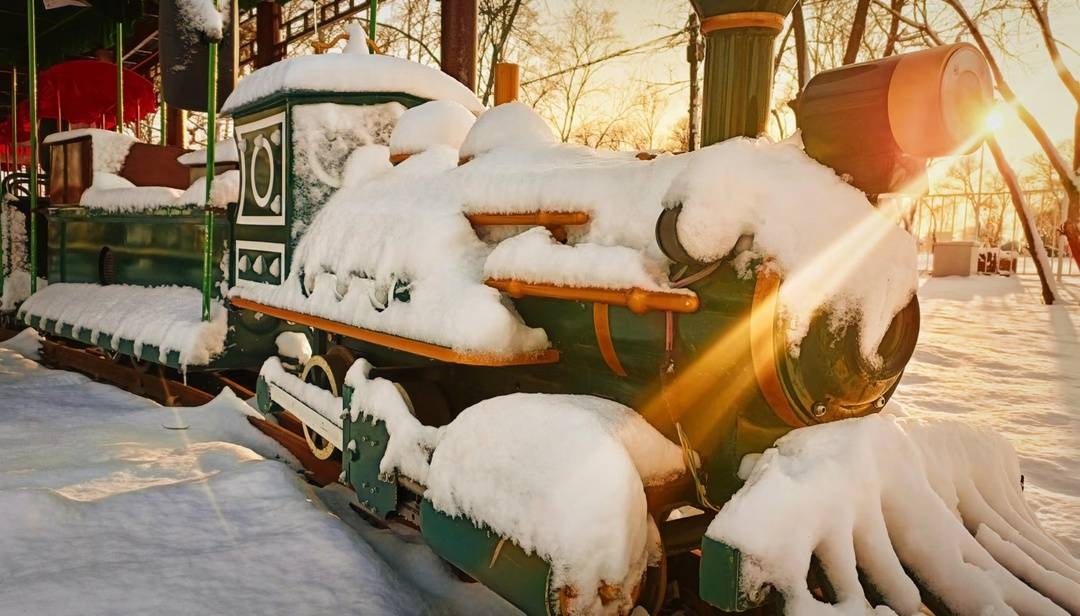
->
[593,303,628,377]
[466,211,590,227]
[487,279,699,315]
[494,62,520,105]
[229,297,560,367]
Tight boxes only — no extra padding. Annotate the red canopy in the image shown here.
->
[2,60,158,142]
[35,60,157,126]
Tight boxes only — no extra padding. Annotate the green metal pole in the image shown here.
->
[9,69,15,171]
[201,40,218,322]
[159,96,166,146]
[3,67,14,297]
[368,0,377,41]
[27,0,38,294]
[115,20,123,133]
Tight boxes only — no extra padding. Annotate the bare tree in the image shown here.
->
[843,0,873,64]
[1023,0,1080,275]
[940,0,1080,276]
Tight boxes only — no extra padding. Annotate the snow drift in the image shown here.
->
[708,408,1080,615]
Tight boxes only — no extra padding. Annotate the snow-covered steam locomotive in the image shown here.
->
[2,2,1002,613]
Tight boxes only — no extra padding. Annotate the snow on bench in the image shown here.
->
[18,283,226,366]
[78,170,240,212]
[708,410,1080,614]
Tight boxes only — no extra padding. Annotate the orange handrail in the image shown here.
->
[466,211,590,227]
[229,297,560,367]
[486,279,699,315]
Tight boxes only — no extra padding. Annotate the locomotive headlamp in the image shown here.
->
[798,43,993,196]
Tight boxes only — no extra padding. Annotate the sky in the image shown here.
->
[534,0,1080,180]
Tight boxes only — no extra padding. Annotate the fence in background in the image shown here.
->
[908,189,1076,278]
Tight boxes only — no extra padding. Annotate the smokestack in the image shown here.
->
[689,1,796,146]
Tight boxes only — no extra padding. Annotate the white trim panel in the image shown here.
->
[234,240,287,285]
[269,383,343,449]
[236,111,288,226]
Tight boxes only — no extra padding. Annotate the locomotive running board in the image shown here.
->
[229,297,560,366]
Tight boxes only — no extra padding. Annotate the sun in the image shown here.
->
[984,108,1004,132]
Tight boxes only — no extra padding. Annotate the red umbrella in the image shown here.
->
[35,60,157,127]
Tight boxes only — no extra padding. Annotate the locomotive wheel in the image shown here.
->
[299,347,353,460]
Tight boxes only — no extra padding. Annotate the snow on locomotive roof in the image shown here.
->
[707,409,1080,613]
[43,128,135,174]
[389,100,476,156]
[221,47,484,116]
[237,103,915,362]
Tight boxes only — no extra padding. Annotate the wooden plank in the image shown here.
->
[465,211,590,227]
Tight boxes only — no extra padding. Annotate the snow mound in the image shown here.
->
[43,129,135,174]
[232,147,549,357]
[390,100,476,156]
[459,101,555,160]
[665,138,917,359]
[177,170,241,207]
[426,393,685,615]
[0,327,41,359]
[346,359,438,484]
[80,182,186,212]
[177,138,239,165]
[457,144,687,262]
[18,283,227,366]
[484,226,684,291]
[274,331,312,364]
[221,52,484,115]
[291,102,403,228]
[707,411,1080,615]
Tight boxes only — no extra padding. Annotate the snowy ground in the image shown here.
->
[0,332,515,616]
[894,274,1080,556]
[0,274,1075,615]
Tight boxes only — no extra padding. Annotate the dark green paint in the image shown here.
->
[690,0,796,146]
[698,536,768,611]
[342,385,399,518]
[46,207,229,293]
[420,499,555,616]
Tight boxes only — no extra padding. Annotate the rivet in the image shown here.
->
[874,397,887,409]
[811,401,828,418]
